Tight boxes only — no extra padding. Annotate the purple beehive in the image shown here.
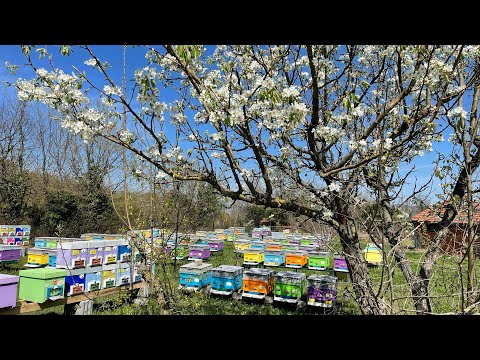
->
[333,254,348,272]
[189,244,210,259]
[103,240,119,265]
[0,245,22,262]
[208,240,224,252]
[307,274,337,308]
[86,240,105,268]
[56,240,88,269]
[0,274,19,308]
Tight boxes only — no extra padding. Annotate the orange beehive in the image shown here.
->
[266,242,282,251]
[242,268,275,297]
[285,250,308,268]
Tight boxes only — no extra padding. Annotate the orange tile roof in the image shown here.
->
[411,202,480,224]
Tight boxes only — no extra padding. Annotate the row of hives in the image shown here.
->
[179,262,338,308]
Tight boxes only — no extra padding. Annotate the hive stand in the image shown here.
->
[0,281,145,315]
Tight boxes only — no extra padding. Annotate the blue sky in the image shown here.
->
[0,45,457,202]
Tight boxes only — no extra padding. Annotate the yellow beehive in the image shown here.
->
[243,249,264,264]
[27,251,49,266]
[363,243,383,265]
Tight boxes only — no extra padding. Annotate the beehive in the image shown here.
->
[243,249,264,265]
[207,239,224,252]
[179,262,213,289]
[265,242,282,251]
[56,240,88,269]
[233,240,250,252]
[274,271,306,302]
[285,250,308,268]
[47,249,57,267]
[118,239,132,263]
[188,244,210,260]
[45,238,59,248]
[85,268,102,292]
[117,263,131,286]
[308,251,331,270]
[85,240,104,268]
[210,265,243,294]
[362,243,383,265]
[26,248,50,267]
[0,274,19,308]
[102,240,119,265]
[242,268,275,298]
[333,254,348,272]
[250,240,266,250]
[299,244,316,253]
[18,268,68,303]
[264,250,286,267]
[34,238,47,248]
[64,269,86,296]
[307,274,337,308]
[102,264,118,289]
[0,245,22,263]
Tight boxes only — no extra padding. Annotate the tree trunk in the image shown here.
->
[380,205,431,314]
[338,223,384,315]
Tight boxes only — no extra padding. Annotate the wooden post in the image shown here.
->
[75,300,93,315]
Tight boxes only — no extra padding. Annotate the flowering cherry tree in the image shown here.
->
[13,45,480,314]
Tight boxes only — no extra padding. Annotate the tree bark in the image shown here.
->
[338,222,384,315]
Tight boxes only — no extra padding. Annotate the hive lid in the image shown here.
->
[308,251,330,256]
[28,247,50,254]
[286,250,307,255]
[244,268,274,276]
[244,248,263,253]
[180,262,213,272]
[19,267,68,279]
[0,274,19,285]
[265,249,285,255]
[0,245,22,250]
[191,244,210,250]
[275,271,306,280]
[307,274,337,283]
[213,265,243,273]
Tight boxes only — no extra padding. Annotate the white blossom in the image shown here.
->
[328,182,341,193]
[84,58,97,67]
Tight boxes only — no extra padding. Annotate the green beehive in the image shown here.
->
[18,268,68,303]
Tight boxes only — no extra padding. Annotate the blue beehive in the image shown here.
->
[85,268,102,292]
[210,265,243,295]
[195,238,208,245]
[48,249,57,267]
[264,250,286,267]
[65,269,86,296]
[116,263,131,286]
[34,238,47,248]
[250,240,265,250]
[117,238,132,263]
[179,262,213,289]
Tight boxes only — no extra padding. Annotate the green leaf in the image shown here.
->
[4,61,18,76]
[191,46,200,60]
[36,48,48,59]
[21,45,32,56]
[361,80,370,89]
[343,96,351,109]
[60,45,72,56]
[351,93,360,105]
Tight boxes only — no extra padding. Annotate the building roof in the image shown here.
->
[411,202,480,224]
